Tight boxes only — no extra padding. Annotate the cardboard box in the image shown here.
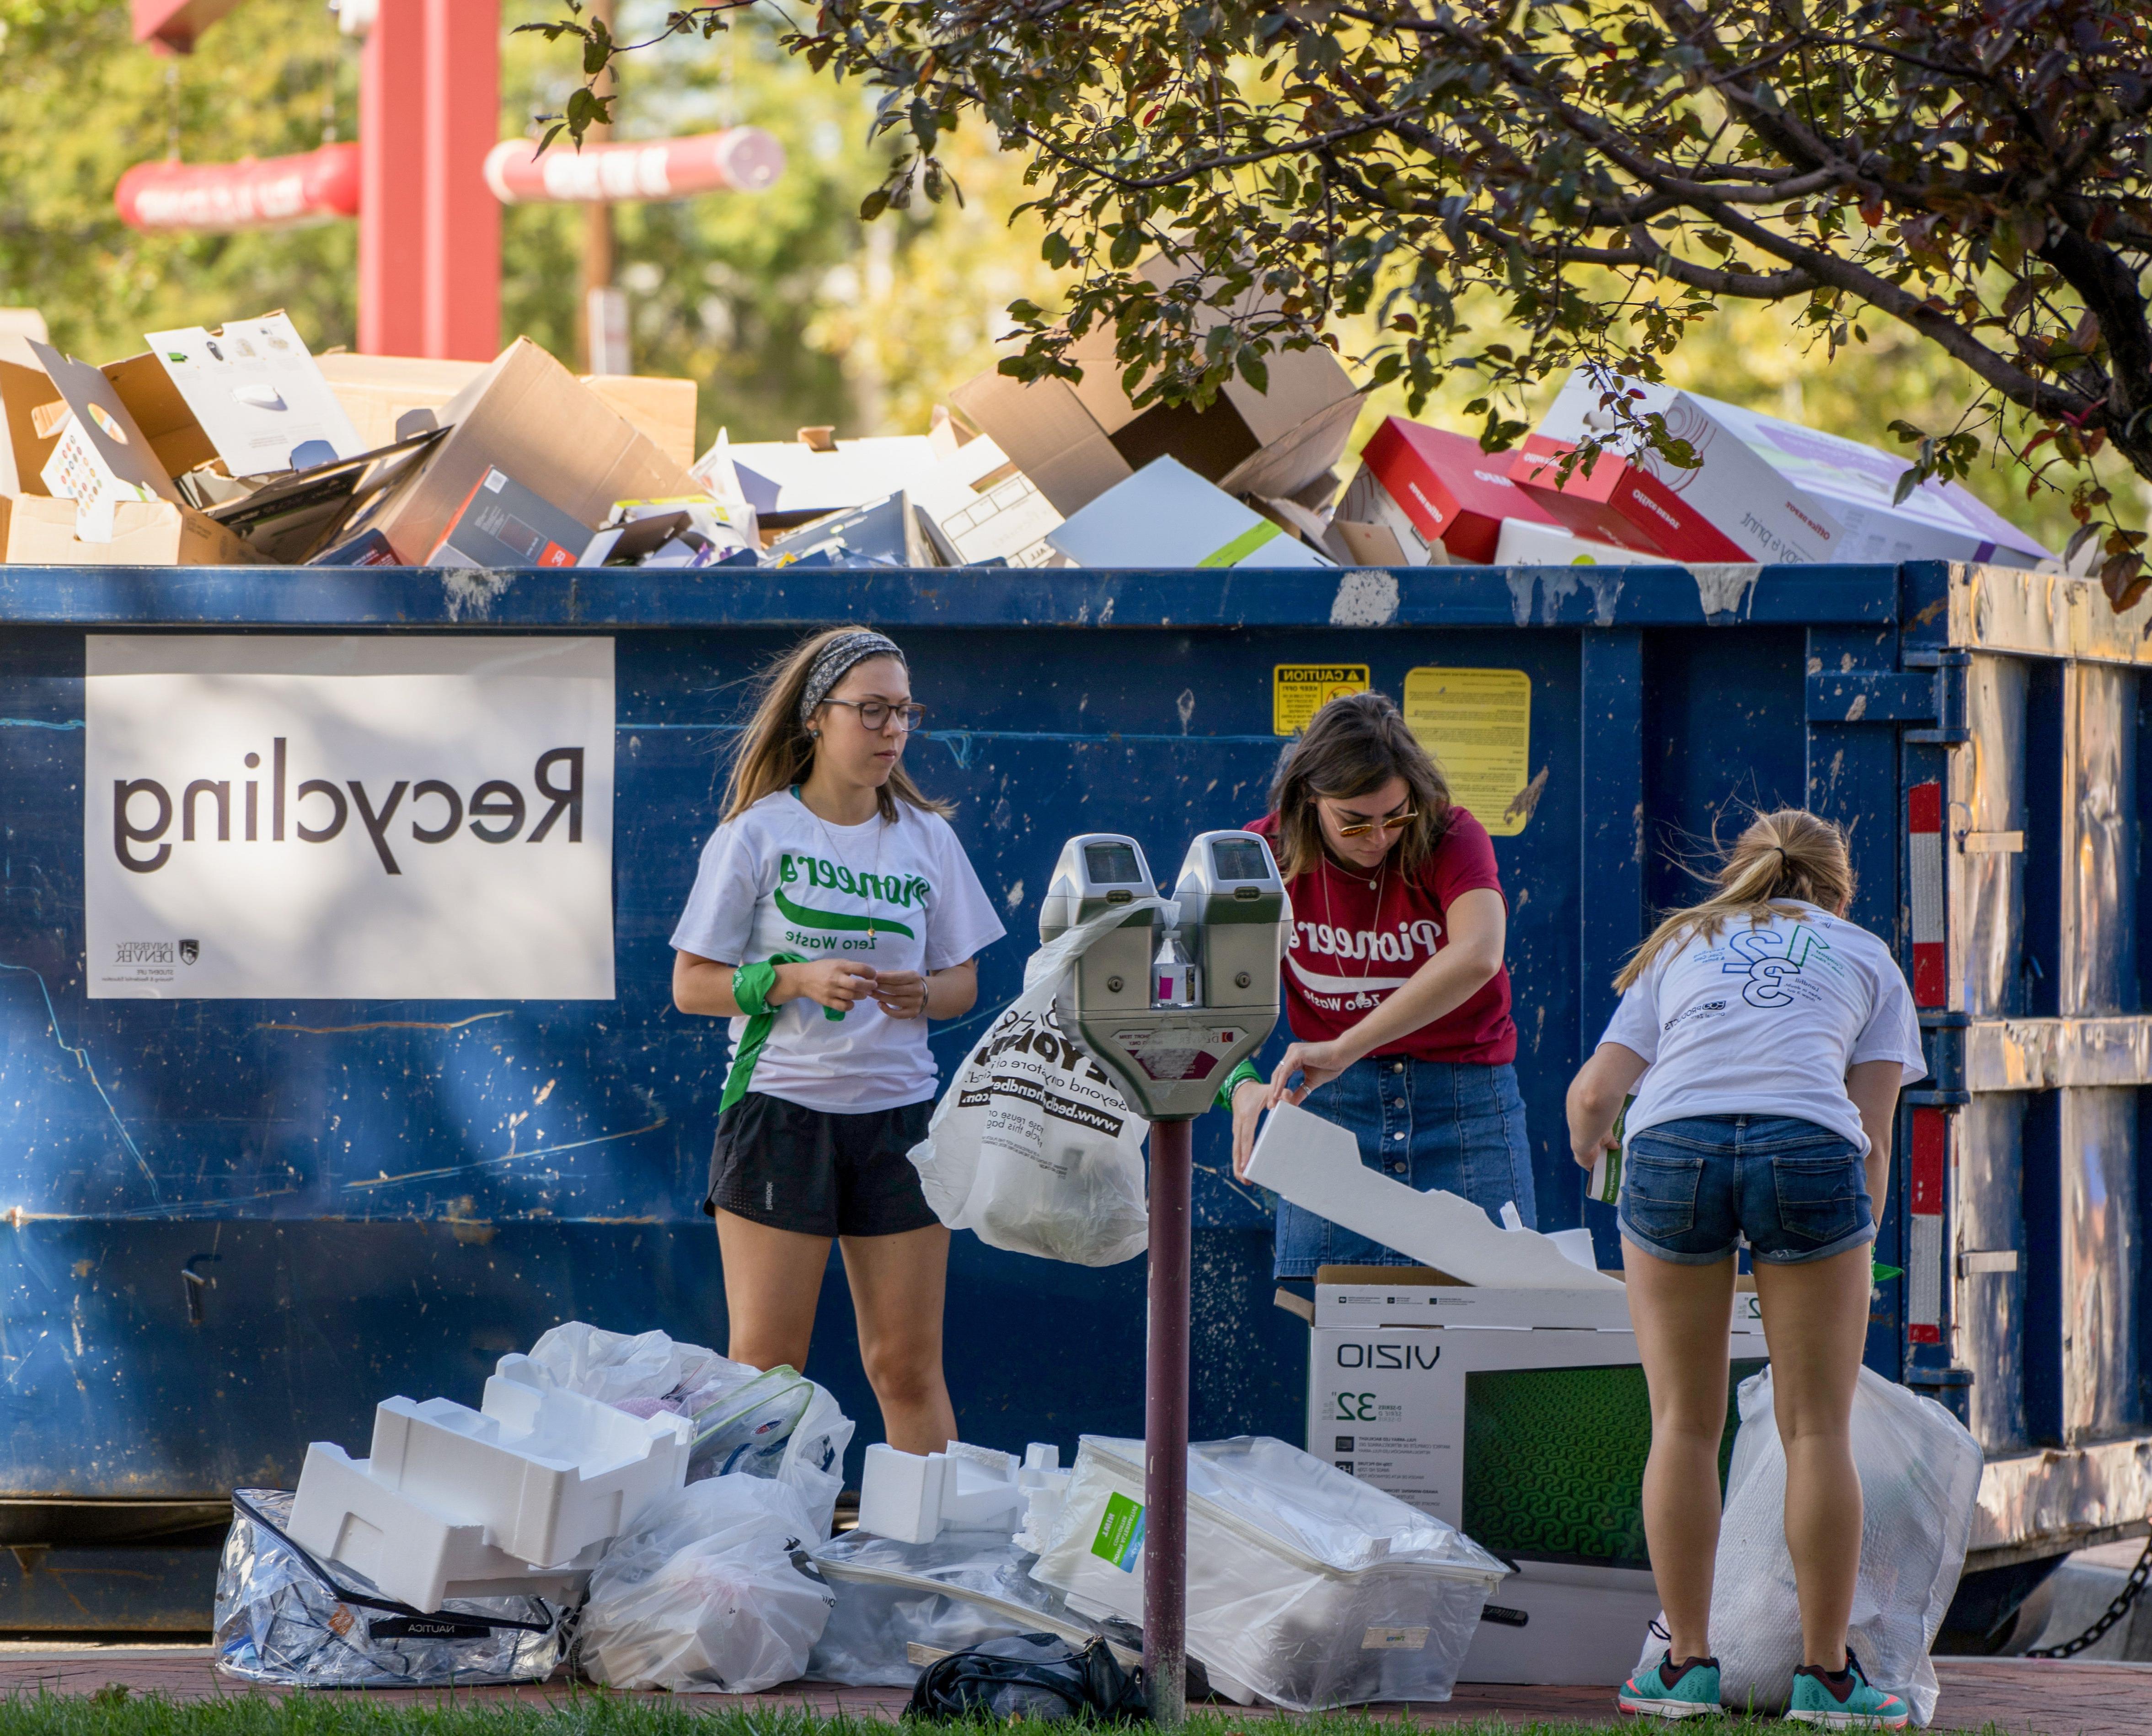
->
[1510,371,1847,564]
[354,339,697,563]
[315,352,701,470]
[951,260,1362,518]
[143,312,365,478]
[0,358,61,496]
[429,467,589,568]
[29,341,183,542]
[725,433,943,524]
[1307,1270,1766,1685]
[1492,518,1651,566]
[1044,456,1330,569]
[1693,392,2051,566]
[764,490,929,568]
[2,493,263,565]
[911,433,1064,567]
[1333,420,1563,565]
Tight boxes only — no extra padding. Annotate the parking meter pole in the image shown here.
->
[1144,1114,1193,1728]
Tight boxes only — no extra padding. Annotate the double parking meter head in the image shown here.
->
[1038,831,1288,1121]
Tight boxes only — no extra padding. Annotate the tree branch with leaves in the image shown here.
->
[535,0,2152,604]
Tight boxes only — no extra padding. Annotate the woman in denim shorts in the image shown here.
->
[1567,810,1926,1726]
[1223,692,1534,1276]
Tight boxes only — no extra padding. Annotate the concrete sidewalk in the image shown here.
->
[0,1647,2147,1733]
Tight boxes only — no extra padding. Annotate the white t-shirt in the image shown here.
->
[1600,902,1926,1154]
[670,791,1007,1114]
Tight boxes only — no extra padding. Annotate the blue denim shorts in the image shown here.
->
[1274,1057,1535,1278]
[1618,1114,1874,1266]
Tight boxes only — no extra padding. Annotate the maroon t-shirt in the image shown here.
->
[1248,807,1517,1066]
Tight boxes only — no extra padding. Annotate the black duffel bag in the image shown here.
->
[905,1633,1151,1723]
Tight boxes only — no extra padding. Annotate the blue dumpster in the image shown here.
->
[0,557,2142,1640]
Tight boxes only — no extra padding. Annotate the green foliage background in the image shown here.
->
[0,0,2120,549]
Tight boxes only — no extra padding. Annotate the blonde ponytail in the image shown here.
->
[1613,809,1856,991]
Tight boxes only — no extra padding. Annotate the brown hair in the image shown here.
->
[1267,691,1452,879]
[1613,808,1856,990]
[721,626,952,824]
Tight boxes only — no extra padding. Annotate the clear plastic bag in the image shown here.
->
[509,1322,746,1407]
[573,1475,835,1692]
[1633,1366,1982,1725]
[1030,1436,1508,1711]
[906,903,1164,1267]
[807,1529,1117,1686]
[213,1490,563,1688]
[680,1366,852,1542]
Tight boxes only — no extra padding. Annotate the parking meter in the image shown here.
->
[1038,827,1289,1726]
[1039,830,1286,1122]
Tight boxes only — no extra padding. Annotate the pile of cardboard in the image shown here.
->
[0,298,2056,573]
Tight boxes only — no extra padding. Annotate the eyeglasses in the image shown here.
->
[1330,809,1417,839]
[824,699,927,732]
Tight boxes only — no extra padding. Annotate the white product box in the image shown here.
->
[1247,1103,1620,1289]
[1512,370,1847,565]
[1694,392,2050,567]
[289,1377,691,1610]
[1492,518,1651,567]
[146,312,366,478]
[1045,456,1330,569]
[1306,1283,1767,1685]
[911,434,1065,567]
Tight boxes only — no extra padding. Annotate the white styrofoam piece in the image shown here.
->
[941,1443,1024,1531]
[857,1442,947,1544]
[287,1442,599,1613]
[1246,1103,1623,1291]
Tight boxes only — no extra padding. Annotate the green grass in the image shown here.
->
[0,1695,2028,1736]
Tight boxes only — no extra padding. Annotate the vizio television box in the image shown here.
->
[1305,1266,1765,1686]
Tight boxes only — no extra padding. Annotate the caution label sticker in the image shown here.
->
[1273,663,1370,735]
[1402,667,1538,836]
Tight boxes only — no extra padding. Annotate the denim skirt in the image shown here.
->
[1272,1056,1536,1278]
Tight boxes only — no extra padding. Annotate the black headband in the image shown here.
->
[798,630,905,727]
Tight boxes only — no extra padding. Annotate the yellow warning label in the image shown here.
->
[1273,664,1370,735]
[1402,668,1537,836]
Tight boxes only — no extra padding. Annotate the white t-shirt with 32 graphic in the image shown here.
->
[1599,902,1926,1154]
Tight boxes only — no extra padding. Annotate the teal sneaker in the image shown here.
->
[1785,1651,1910,1729]
[1617,1651,1721,1718]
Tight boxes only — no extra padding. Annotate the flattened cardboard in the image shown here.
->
[360,339,696,563]
[145,312,366,478]
[726,434,942,523]
[315,352,701,470]
[952,261,1361,518]
[1044,455,1330,569]
[102,350,220,478]
[2,493,263,566]
[911,433,1064,567]
[29,341,181,541]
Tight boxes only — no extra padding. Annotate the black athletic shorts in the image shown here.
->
[705,1091,940,1238]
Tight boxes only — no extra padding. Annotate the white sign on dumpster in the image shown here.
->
[84,635,614,999]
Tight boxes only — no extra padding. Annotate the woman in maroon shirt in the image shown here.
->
[1226,692,1535,1276]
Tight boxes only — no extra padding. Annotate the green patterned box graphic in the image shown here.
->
[1462,1359,1763,1570]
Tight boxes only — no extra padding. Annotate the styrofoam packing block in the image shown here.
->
[857,1440,1058,1544]
[1247,1102,1622,1290]
[288,1442,600,1613]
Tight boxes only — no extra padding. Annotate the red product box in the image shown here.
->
[1338,419,1561,564]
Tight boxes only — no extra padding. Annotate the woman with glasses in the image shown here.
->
[1226,691,1535,1275]
[671,627,1004,1460]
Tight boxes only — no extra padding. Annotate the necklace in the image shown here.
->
[1317,845,1390,979]
[793,784,889,935]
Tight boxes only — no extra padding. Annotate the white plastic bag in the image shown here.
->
[907,902,1163,1266]
[575,1476,834,1692]
[1634,1366,1981,1725]
[1030,1436,1508,1710]
[510,1323,743,1407]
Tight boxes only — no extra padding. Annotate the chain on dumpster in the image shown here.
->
[2026,1527,2152,1659]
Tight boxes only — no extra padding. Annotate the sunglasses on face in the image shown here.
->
[1329,808,1418,839]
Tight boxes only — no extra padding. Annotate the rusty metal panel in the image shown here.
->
[1973,1437,2152,1559]
[2061,664,2139,1016]
[1952,654,2027,1018]
[2059,1088,2144,1443]
[1952,563,2152,666]
[1956,1093,2028,1453]
[1965,1017,2152,1089]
